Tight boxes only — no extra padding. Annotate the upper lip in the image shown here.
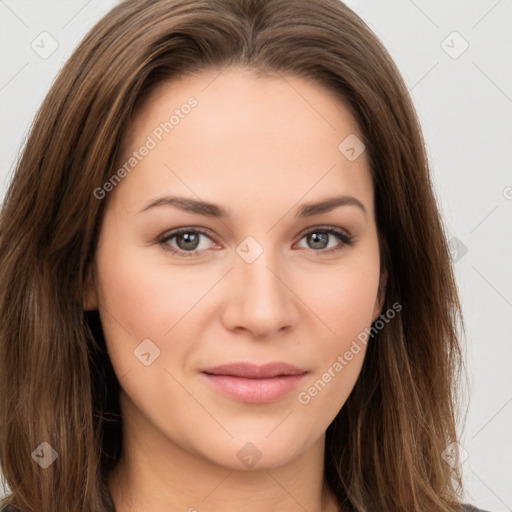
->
[201,362,307,378]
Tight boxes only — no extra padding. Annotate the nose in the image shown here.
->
[220,241,298,338]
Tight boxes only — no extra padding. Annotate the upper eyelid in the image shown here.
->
[300,225,351,237]
[160,226,217,242]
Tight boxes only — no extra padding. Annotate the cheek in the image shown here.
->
[292,256,378,409]
[295,256,380,343]
[93,235,174,382]
[95,238,205,341]
[94,232,224,386]
[294,271,373,419]
[296,344,366,428]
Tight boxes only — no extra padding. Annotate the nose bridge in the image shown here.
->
[223,234,295,335]
[237,235,284,304]
[240,246,278,293]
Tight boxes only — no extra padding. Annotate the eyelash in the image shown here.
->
[157,226,355,258]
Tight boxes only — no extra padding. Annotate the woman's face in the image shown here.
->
[85,67,386,470]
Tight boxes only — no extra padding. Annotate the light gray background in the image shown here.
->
[1,1,511,510]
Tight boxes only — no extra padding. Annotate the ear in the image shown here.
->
[372,266,388,323]
[83,264,98,311]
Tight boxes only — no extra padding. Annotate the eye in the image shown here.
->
[157,225,355,258]
[158,228,217,257]
[296,226,355,254]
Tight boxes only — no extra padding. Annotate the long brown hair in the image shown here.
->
[0,1,467,510]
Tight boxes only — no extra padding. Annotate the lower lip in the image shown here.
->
[201,373,307,403]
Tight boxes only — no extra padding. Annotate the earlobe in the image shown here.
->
[82,265,98,311]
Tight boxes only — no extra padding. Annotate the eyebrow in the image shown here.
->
[139,195,368,220]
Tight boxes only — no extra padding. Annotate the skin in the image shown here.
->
[84,66,387,512]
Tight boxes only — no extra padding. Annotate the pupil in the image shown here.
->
[177,232,199,250]
[309,232,328,249]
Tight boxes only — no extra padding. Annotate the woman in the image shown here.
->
[0,0,490,511]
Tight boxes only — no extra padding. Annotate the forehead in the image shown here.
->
[126,66,363,148]
[111,67,374,220]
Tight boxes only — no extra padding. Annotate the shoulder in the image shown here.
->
[460,505,493,512]
[0,505,17,512]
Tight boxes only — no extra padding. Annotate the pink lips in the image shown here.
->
[200,362,308,403]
